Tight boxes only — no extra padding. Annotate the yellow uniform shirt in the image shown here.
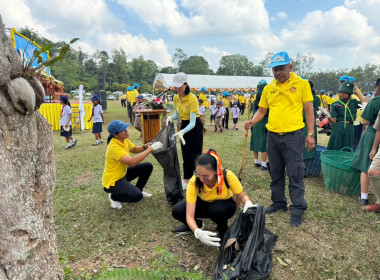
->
[127,90,134,103]
[239,96,245,104]
[259,72,313,133]
[222,98,230,108]
[199,93,207,104]
[217,95,223,101]
[186,170,243,203]
[120,94,127,100]
[102,138,135,189]
[132,89,139,103]
[173,93,200,120]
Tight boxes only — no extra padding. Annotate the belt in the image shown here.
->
[269,129,302,136]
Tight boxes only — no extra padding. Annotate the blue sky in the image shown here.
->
[2,0,380,73]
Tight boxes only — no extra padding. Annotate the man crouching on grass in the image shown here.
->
[244,51,315,226]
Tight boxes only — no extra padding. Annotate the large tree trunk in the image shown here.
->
[0,14,63,279]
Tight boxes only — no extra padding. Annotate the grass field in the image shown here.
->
[53,101,380,279]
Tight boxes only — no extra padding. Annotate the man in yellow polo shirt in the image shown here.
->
[239,92,246,115]
[199,87,208,106]
[126,86,134,122]
[245,51,315,227]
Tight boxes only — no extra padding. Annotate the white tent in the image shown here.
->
[153,73,274,92]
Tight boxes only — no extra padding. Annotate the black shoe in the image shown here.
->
[260,165,268,171]
[289,214,303,227]
[72,139,77,147]
[173,221,203,235]
[254,163,261,168]
[357,198,369,206]
[264,204,288,214]
[318,128,326,134]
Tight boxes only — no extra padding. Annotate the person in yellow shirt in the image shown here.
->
[166,72,203,190]
[171,149,255,247]
[217,93,223,102]
[222,92,230,129]
[245,51,315,227]
[199,87,208,106]
[239,92,246,115]
[126,87,134,122]
[120,93,127,108]
[102,120,163,209]
[132,83,141,105]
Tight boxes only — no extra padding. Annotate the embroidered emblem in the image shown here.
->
[290,87,297,93]
[270,91,275,94]
[272,55,286,62]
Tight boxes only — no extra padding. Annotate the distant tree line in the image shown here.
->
[18,27,380,94]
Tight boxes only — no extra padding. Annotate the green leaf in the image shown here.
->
[37,56,43,64]
[70,38,80,44]
[39,44,52,53]
[33,49,40,58]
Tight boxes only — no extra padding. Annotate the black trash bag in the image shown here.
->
[213,205,278,280]
[152,123,184,205]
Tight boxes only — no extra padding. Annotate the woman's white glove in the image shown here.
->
[173,130,186,145]
[166,116,173,126]
[194,228,221,247]
[318,106,330,118]
[150,141,163,151]
[243,200,256,213]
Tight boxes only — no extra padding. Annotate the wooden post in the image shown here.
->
[140,109,167,143]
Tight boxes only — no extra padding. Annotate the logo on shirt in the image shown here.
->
[290,87,297,93]
[270,91,275,94]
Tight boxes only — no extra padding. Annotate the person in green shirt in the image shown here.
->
[321,82,365,150]
[351,78,380,205]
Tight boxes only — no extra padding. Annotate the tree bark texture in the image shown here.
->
[0,14,63,279]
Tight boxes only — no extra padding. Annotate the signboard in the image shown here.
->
[9,28,51,76]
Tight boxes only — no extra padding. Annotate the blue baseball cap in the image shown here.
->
[134,83,140,88]
[321,89,326,93]
[348,76,355,82]
[259,79,267,83]
[107,120,131,136]
[268,51,291,68]
[137,95,143,99]
[301,75,307,80]
[127,86,132,91]
[199,99,204,103]
[233,102,238,105]
[91,94,99,101]
[339,75,350,82]
[217,101,222,105]
[201,87,207,92]
[223,91,230,96]
[59,95,68,101]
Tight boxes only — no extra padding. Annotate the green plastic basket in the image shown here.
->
[320,147,360,196]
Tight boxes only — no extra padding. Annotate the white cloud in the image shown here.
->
[116,0,269,37]
[270,12,288,21]
[0,0,173,67]
[199,46,230,71]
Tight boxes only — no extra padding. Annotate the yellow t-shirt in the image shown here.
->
[102,138,135,189]
[132,89,139,103]
[222,98,230,108]
[127,90,134,103]
[259,72,313,133]
[217,95,223,101]
[239,96,245,104]
[173,93,200,120]
[186,170,243,203]
[199,93,207,104]
[120,94,127,100]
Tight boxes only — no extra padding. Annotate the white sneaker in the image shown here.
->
[142,191,152,197]
[109,194,122,209]
[182,180,188,190]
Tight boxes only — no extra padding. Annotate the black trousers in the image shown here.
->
[121,99,126,107]
[127,101,133,122]
[223,108,229,129]
[104,162,153,203]
[172,197,236,235]
[266,130,307,216]
[240,104,245,115]
[353,124,363,151]
[180,118,203,179]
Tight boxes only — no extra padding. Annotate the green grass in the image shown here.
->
[54,101,380,279]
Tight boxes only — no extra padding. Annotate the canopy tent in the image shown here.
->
[153,73,274,93]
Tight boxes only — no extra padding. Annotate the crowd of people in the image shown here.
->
[59,51,380,251]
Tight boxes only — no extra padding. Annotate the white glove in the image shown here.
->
[166,116,173,126]
[173,130,186,145]
[150,141,163,151]
[316,110,322,116]
[358,102,367,111]
[243,200,256,213]
[194,228,221,247]
[318,106,330,118]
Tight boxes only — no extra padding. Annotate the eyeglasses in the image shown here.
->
[195,171,215,181]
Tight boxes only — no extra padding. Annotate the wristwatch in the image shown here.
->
[307,132,315,137]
